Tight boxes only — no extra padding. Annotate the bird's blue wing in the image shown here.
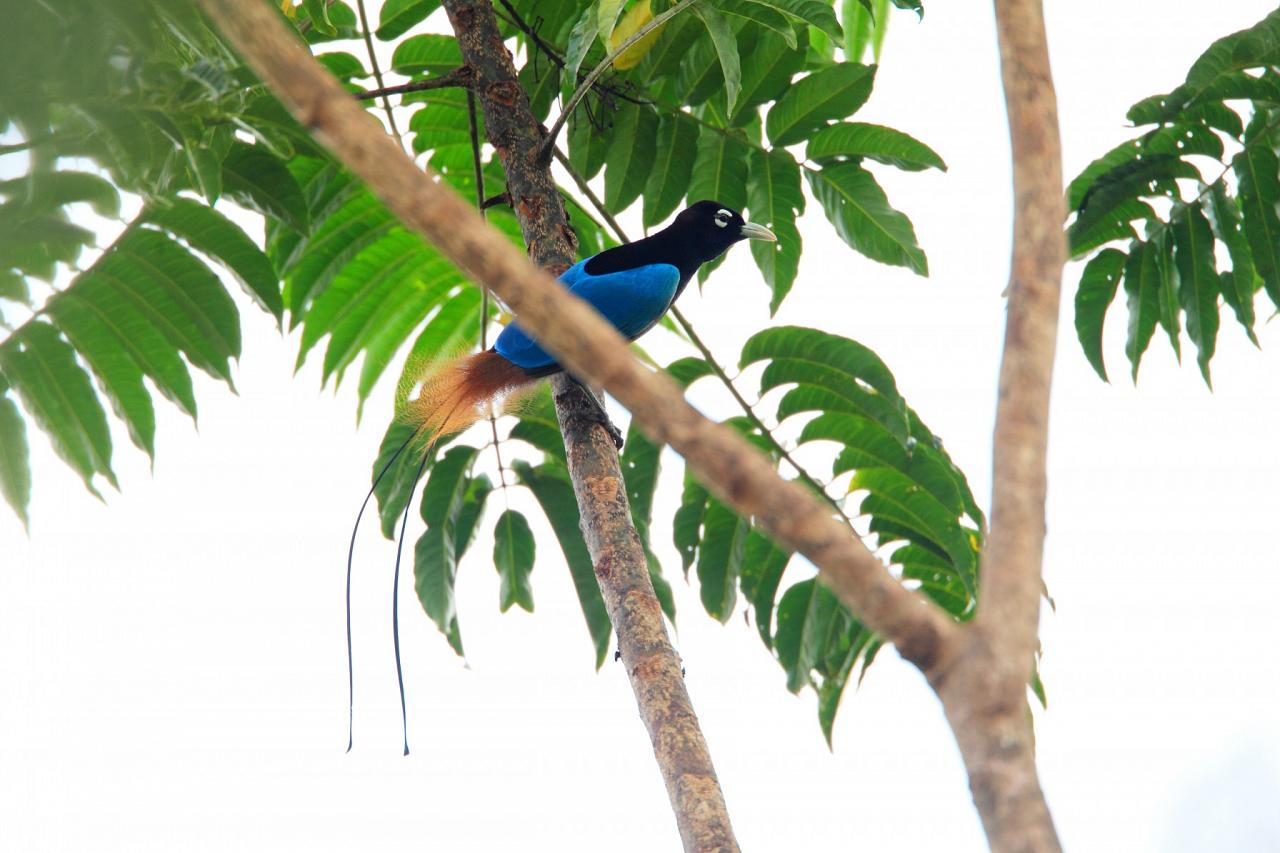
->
[494,260,681,371]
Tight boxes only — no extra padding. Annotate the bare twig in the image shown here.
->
[355,67,472,100]
[467,87,508,491]
[353,0,403,147]
[539,0,701,160]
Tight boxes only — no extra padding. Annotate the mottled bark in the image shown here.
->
[553,376,737,852]
[931,0,1067,850]
[441,3,738,848]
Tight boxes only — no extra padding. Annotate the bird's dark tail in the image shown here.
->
[347,350,534,754]
[400,350,537,448]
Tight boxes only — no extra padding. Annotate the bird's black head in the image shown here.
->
[670,200,777,264]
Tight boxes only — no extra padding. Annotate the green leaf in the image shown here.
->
[806,162,927,274]
[354,269,464,406]
[494,509,536,613]
[1152,230,1182,363]
[374,418,434,539]
[390,33,462,76]
[508,389,568,462]
[452,474,493,564]
[390,287,482,398]
[742,0,842,41]
[318,51,367,80]
[644,115,699,227]
[665,356,716,388]
[1069,154,1198,254]
[0,323,115,496]
[743,325,904,411]
[622,423,661,536]
[47,296,156,458]
[1073,248,1126,382]
[413,445,480,656]
[766,62,875,146]
[304,0,336,35]
[221,142,309,233]
[55,270,198,420]
[1233,144,1280,311]
[1206,184,1259,344]
[687,125,749,213]
[775,382,907,444]
[596,0,628,46]
[807,122,946,171]
[109,230,240,384]
[565,5,600,82]
[143,198,283,321]
[284,193,397,319]
[673,471,710,574]
[728,24,807,126]
[0,391,31,529]
[568,110,608,181]
[739,530,791,647]
[1122,239,1161,381]
[692,5,742,115]
[747,148,804,313]
[1170,203,1219,386]
[0,171,120,218]
[696,499,749,622]
[716,0,797,49]
[604,103,659,213]
[852,467,977,586]
[377,0,441,41]
[514,460,612,668]
[297,229,434,365]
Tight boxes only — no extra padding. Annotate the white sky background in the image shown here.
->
[4,1,1280,850]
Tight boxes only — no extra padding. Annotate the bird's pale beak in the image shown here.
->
[738,222,777,242]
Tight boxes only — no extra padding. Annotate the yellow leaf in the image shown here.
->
[609,1,666,71]
[280,0,297,17]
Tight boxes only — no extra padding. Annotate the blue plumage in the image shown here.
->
[494,259,681,371]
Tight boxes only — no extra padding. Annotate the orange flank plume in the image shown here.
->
[399,351,535,448]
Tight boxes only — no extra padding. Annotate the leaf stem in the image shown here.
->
[539,0,702,160]
[355,67,473,100]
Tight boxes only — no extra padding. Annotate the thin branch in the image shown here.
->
[468,86,508,491]
[550,145,857,529]
[355,67,472,100]
[540,0,701,159]
[354,0,404,148]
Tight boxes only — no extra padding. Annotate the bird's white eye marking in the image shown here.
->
[714,209,731,228]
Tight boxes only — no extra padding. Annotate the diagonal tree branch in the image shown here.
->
[199,0,956,700]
